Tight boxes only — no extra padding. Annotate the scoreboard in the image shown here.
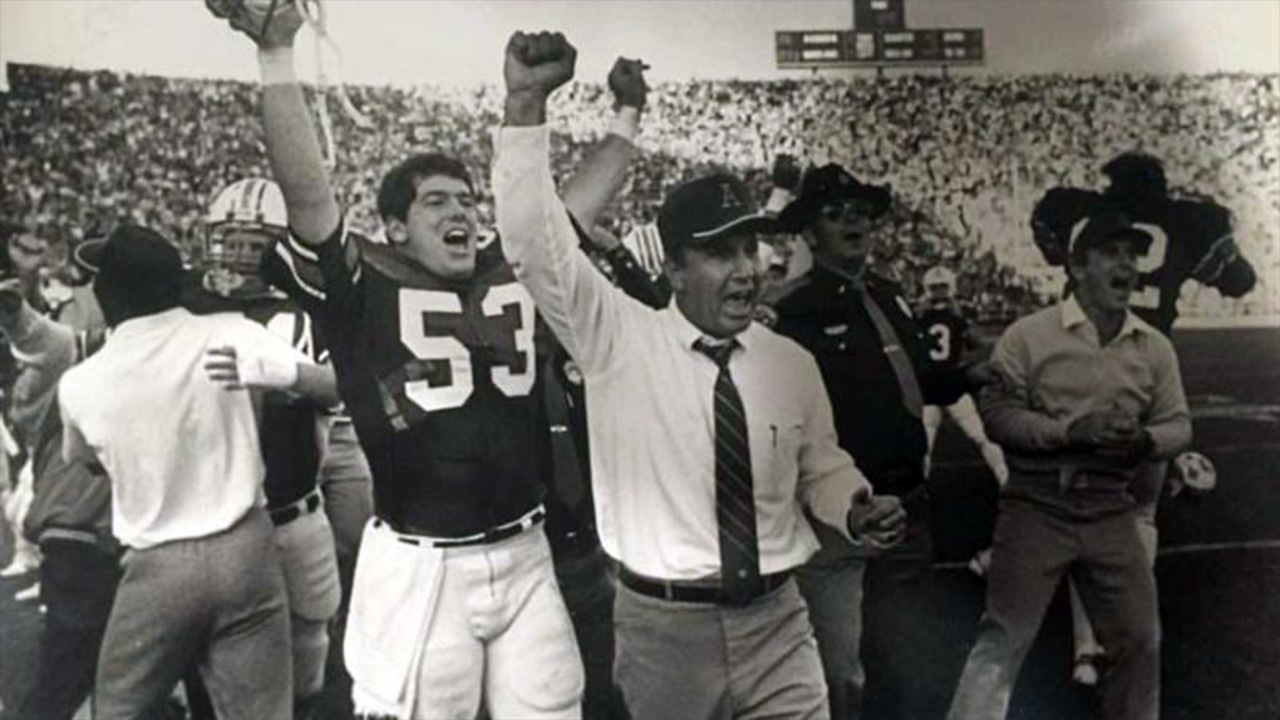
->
[776,28,984,68]
[854,0,906,30]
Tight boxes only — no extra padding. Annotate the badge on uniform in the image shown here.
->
[824,324,848,336]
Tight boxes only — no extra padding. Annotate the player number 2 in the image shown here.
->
[398,284,536,413]
[1130,223,1169,310]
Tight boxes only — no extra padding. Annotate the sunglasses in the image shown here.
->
[818,202,876,222]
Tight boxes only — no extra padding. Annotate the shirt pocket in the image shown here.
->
[760,420,806,505]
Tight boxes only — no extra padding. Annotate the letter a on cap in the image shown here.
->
[721,182,743,209]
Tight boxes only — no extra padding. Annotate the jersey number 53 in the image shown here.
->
[397,283,536,413]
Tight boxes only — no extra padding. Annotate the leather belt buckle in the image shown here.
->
[269,490,322,527]
[431,509,546,549]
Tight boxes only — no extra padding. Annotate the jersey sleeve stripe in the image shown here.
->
[272,242,327,301]
[284,230,321,263]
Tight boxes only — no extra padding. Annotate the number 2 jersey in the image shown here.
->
[268,221,546,538]
[1031,186,1254,335]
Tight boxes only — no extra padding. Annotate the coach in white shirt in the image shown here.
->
[494,33,906,719]
[58,225,293,719]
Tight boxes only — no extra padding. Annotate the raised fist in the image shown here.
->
[771,154,802,192]
[206,0,306,50]
[504,31,577,98]
[608,57,650,111]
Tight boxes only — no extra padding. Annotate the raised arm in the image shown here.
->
[560,58,647,229]
[494,32,642,374]
[208,1,340,245]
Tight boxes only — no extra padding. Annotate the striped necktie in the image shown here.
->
[694,337,762,604]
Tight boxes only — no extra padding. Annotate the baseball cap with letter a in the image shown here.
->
[657,174,778,257]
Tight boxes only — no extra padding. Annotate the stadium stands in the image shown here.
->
[2,63,1276,320]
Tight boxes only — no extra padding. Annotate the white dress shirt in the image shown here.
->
[59,308,282,549]
[493,125,872,580]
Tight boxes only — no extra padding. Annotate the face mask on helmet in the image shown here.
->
[922,267,956,303]
[203,178,288,299]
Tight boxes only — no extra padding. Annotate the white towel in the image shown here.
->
[344,519,444,713]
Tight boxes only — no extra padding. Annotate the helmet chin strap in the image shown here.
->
[203,267,285,300]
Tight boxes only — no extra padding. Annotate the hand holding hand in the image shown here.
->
[1068,409,1132,449]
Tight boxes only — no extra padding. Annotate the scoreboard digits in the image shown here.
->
[776,28,984,68]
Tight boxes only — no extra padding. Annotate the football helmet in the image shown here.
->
[205,0,315,45]
[203,178,287,299]
[922,265,957,304]
[1102,152,1168,203]
[1167,450,1217,498]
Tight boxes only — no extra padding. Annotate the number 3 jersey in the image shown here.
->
[267,221,546,538]
[917,302,971,375]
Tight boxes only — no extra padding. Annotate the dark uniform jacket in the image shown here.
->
[773,263,968,495]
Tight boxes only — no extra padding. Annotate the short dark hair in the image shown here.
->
[376,153,474,223]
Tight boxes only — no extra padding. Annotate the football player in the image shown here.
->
[917,265,1009,485]
[1031,151,1256,335]
[193,177,343,718]
[209,4,640,717]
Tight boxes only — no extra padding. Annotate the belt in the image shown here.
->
[379,507,545,549]
[269,490,322,527]
[618,565,793,606]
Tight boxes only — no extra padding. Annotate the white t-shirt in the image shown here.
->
[59,307,290,549]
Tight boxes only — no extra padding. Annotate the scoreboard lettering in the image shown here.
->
[776,28,984,68]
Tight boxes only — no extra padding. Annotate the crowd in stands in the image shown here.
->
[2,63,1277,321]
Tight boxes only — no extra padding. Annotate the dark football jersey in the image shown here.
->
[242,297,325,509]
[273,222,545,537]
[182,282,324,509]
[917,303,970,373]
[1031,186,1242,335]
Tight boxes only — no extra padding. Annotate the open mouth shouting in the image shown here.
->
[722,285,759,320]
[442,227,472,251]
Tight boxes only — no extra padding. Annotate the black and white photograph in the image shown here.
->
[0,1,1276,719]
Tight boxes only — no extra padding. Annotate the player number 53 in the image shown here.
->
[397,283,536,413]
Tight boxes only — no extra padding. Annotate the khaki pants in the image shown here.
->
[94,509,292,720]
[614,578,828,720]
[947,500,1159,720]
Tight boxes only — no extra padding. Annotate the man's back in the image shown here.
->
[59,307,267,548]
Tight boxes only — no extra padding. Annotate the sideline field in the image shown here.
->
[1,326,1276,719]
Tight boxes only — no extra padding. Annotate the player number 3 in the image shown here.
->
[397,283,536,412]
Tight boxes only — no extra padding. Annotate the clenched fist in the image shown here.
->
[608,57,650,111]
[504,31,577,99]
